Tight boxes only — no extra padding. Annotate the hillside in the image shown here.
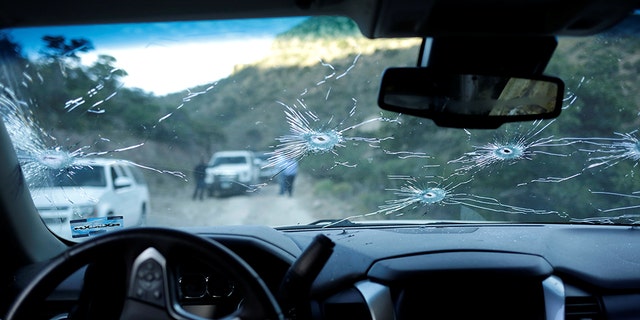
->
[159,16,422,154]
[13,15,639,218]
[240,16,421,69]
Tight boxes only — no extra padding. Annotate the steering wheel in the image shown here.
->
[5,227,284,320]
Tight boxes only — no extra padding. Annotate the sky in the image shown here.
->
[8,17,306,95]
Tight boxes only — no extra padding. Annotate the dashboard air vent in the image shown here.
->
[565,296,603,320]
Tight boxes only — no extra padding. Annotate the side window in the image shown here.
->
[110,166,119,187]
[116,165,133,181]
[112,165,134,189]
[128,166,147,185]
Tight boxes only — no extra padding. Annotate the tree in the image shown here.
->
[40,36,93,62]
[0,33,29,94]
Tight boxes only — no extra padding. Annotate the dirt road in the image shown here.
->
[147,174,343,227]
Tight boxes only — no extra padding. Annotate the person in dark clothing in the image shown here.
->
[192,158,207,200]
[278,154,298,197]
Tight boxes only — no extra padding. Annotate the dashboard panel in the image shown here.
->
[176,261,243,318]
[35,224,640,319]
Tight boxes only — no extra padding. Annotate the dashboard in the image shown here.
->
[37,224,640,319]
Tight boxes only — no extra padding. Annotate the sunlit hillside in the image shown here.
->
[3,15,638,218]
[235,16,421,71]
[151,16,423,160]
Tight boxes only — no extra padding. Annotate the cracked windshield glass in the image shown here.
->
[1,15,639,241]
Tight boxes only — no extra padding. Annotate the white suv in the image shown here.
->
[204,150,259,197]
[30,158,150,240]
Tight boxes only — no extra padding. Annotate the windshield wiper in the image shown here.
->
[276,219,360,230]
[569,214,640,225]
[277,218,509,231]
[309,219,359,227]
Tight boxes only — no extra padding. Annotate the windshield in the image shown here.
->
[33,166,107,188]
[1,15,640,241]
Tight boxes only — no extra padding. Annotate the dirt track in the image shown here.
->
[147,174,343,228]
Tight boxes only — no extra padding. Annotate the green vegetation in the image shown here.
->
[3,15,640,221]
[278,16,362,39]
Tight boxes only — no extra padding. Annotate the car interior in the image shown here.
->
[1,0,640,320]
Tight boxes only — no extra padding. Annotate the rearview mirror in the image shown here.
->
[378,68,564,129]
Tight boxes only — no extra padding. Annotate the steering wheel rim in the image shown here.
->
[5,227,284,320]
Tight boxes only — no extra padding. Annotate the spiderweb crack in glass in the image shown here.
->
[325,174,558,227]
[1,79,186,190]
[575,131,640,170]
[64,68,123,113]
[448,120,576,174]
[265,101,399,172]
[264,55,400,173]
[383,150,433,159]
[157,83,218,124]
[372,175,557,217]
[569,189,640,225]
[561,79,583,110]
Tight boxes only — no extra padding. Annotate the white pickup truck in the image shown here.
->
[30,157,150,240]
[204,150,260,197]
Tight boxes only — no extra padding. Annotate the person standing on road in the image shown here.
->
[192,157,208,200]
[278,154,298,197]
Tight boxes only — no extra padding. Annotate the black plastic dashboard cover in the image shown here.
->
[368,250,553,282]
[368,251,553,320]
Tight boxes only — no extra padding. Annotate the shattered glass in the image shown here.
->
[1,14,640,241]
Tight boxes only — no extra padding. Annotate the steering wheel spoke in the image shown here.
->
[128,247,168,308]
